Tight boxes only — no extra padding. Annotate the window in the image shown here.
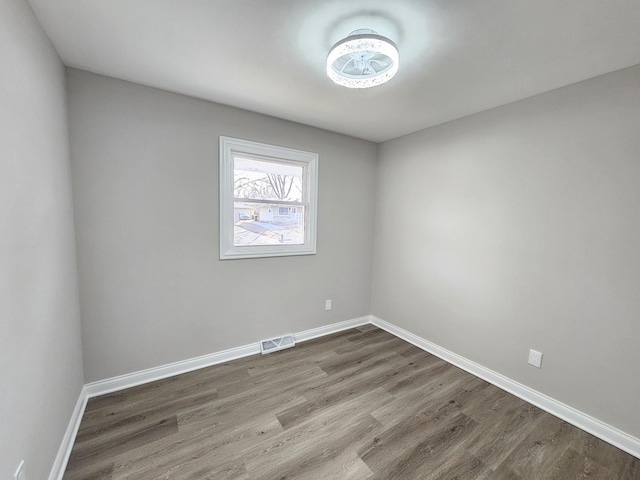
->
[219,137,318,259]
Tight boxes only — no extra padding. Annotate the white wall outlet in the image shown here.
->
[325,299,332,311]
[528,349,543,368]
[14,460,26,480]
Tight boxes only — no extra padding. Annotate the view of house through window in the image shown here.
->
[233,157,305,246]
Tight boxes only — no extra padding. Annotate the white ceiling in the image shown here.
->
[28,0,640,143]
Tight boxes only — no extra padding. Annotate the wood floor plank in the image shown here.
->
[540,447,616,480]
[362,411,479,479]
[370,366,483,429]
[246,415,384,480]
[575,429,640,478]
[214,363,326,400]
[428,453,494,480]
[63,327,640,480]
[65,415,178,478]
[277,354,409,430]
[461,397,546,470]
[63,460,115,480]
[492,414,583,478]
[112,413,282,480]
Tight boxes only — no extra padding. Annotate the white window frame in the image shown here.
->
[219,136,318,260]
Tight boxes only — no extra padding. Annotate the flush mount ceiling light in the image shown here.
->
[326,29,399,89]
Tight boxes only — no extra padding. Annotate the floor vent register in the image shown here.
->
[260,334,296,354]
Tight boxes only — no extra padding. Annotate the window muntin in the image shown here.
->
[220,137,318,259]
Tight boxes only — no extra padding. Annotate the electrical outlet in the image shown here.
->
[325,299,332,311]
[528,349,543,368]
[14,460,26,480]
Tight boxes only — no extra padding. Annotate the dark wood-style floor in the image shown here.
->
[63,326,640,479]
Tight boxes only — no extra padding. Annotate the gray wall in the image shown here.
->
[67,70,377,382]
[372,65,640,438]
[0,0,84,478]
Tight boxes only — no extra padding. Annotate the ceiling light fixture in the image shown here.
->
[326,29,399,89]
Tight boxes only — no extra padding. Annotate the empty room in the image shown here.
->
[3,0,640,478]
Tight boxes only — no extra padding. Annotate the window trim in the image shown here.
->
[219,136,318,260]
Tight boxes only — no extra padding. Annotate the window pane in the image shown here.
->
[234,157,303,202]
[233,202,305,246]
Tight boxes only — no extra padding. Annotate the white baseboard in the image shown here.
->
[48,385,88,480]
[370,315,640,460]
[294,315,370,343]
[84,343,261,398]
[84,315,371,398]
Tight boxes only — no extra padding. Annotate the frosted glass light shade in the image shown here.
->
[327,29,399,89]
